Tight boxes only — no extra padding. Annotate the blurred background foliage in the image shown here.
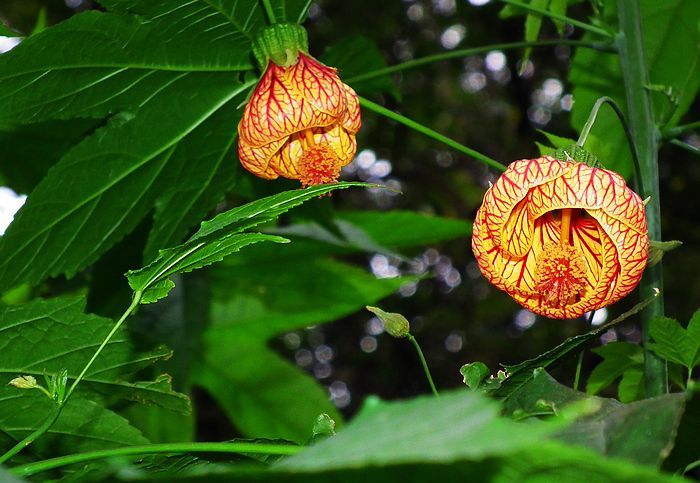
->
[0,0,697,445]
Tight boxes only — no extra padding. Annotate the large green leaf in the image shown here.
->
[277,390,555,471]
[586,341,644,398]
[196,257,405,443]
[0,73,253,294]
[569,0,700,176]
[648,311,700,369]
[504,369,685,467]
[0,392,148,459]
[0,296,190,413]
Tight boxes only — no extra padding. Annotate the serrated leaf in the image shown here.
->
[648,312,700,370]
[521,0,550,68]
[127,183,371,302]
[0,392,148,458]
[460,362,491,390]
[586,342,643,396]
[495,293,658,398]
[0,73,253,293]
[0,296,190,413]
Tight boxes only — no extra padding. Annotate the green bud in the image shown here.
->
[252,23,309,69]
[8,375,38,389]
[366,306,410,338]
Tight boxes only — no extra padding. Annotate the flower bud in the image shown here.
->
[366,306,410,338]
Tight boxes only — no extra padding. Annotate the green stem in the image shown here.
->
[346,40,615,84]
[0,406,61,465]
[260,0,277,24]
[0,292,144,464]
[662,120,700,140]
[65,291,142,400]
[407,334,439,397]
[358,97,506,172]
[576,96,643,192]
[297,0,313,23]
[500,0,614,38]
[573,311,596,392]
[616,1,667,397]
[11,442,303,477]
[670,138,700,156]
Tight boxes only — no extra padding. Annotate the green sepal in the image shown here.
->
[252,23,309,69]
[552,144,602,168]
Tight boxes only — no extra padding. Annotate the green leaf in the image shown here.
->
[505,369,686,467]
[0,296,190,413]
[495,293,658,398]
[521,0,551,69]
[586,342,643,396]
[617,367,645,403]
[127,183,371,302]
[0,73,253,293]
[142,102,241,261]
[196,257,405,442]
[277,390,556,471]
[648,312,700,369]
[460,362,491,390]
[569,0,700,176]
[321,35,400,99]
[0,392,148,458]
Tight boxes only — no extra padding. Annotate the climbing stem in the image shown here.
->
[0,406,61,465]
[11,442,303,477]
[346,40,615,84]
[576,96,643,192]
[407,334,440,397]
[358,97,506,172]
[500,0,614,38]
[616,1,667,396]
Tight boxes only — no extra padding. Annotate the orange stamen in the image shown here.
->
[297,140,342,187]
[534,242,587,308]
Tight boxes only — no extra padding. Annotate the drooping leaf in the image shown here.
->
[505,369,686,467]
[127,183,372,303]
[0,296,190,413]
[196,257,406,443]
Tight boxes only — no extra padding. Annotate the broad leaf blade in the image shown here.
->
[0,73,253,293]
[0,296,190,412]
[648,316,691,368]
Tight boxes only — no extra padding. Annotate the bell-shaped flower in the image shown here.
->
[471,156,649,319]
[238,49,361,186]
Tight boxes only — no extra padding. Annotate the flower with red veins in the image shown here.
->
[238,51,361,187]
[471,156,649,319]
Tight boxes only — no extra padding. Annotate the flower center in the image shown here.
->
[534,209,588,308]
[297,130,342,187]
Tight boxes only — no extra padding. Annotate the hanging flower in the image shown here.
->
[238,24,361,187]
[471,156,649,319]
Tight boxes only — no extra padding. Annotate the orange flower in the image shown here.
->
[471,156,649,319]
[238,52,361,187]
